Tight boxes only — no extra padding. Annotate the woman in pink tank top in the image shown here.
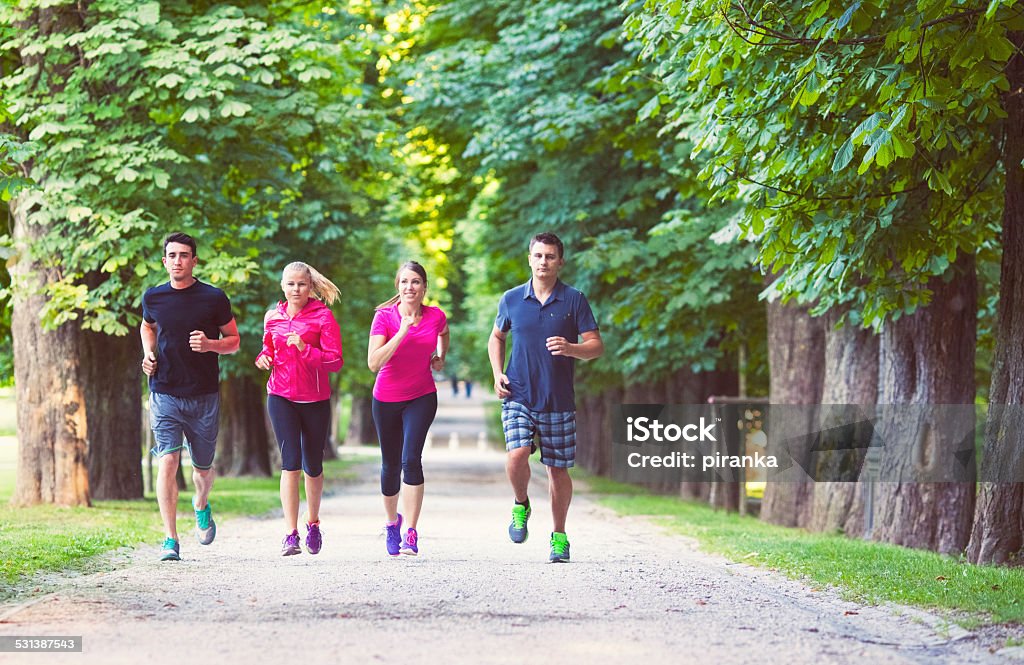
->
[367,261,450,556]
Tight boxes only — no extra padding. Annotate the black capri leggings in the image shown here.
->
[267,395,331,477]
[372,392,438,497]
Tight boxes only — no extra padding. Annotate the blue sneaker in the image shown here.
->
[509,503,531,543]
[385,514,403,557]
[160,537,180,561]
[305,521,322,555]
[193,498,216,545]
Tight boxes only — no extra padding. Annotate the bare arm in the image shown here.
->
[488,325,510,398]
[141,320,158,376]
[431,325,450,373]
[545,329,604,360]
[367,311,418,372]
[367,329,408,373]
[189,318,241,354]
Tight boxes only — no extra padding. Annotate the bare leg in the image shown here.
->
[383,493,400,524]
[506,446,532,503]
[157,452,182,540]
[304,472,324,524]
[280,470,301,532]
[192,466,215,510]
[547,466,572,533]
[402,483,425,529]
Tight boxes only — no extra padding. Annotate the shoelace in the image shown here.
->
[512,509,527,528]
[551,538,567,554]
[405,530,417,546]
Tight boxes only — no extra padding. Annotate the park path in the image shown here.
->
[0,390,1016,664]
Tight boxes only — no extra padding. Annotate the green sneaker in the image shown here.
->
[193,498,216,545]
[160,537,180,561]
[509,503,531,543]
[549,532,570,563]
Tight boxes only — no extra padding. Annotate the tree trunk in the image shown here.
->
[808,309,878,535]
[217,375,271,477]
[576,391,608,475]
[968,31,1024,565]
[683,363,741,511]
[82,329,143,499]
[760,299,825,527]
[10,193,90,506]
[346,392,378,446]
[871,254,976,555]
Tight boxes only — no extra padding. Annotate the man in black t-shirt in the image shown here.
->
[141,232,240,562]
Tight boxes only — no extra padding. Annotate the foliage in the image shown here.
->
[401,0,766,390]
[0,0,396,357]
[0,133,33,385]
[626,0,1022,328]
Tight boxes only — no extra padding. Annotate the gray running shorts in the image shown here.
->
[149,391,220,470]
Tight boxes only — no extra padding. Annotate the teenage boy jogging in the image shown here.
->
[488,232,604,562]
[141,232,240,561]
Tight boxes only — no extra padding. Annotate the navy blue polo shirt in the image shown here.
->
[495,279,599,413]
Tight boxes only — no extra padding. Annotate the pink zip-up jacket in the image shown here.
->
[257,299,343,402]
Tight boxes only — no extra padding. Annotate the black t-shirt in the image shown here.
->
[142,280,233,397]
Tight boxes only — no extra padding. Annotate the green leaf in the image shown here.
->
[219,100,251,118]
[836,2,860,30]
[892,135,915,158]
[135,2,161,26]
[115,167,140,183]
[831,137,854,172]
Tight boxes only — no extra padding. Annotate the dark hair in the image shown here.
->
[376,261,428,309]
[529,232,563,259]
[164,232,197,258]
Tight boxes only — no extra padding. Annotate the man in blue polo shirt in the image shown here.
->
[488,232,604,563]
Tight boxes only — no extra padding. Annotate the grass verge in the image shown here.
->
[579,472,1024,626]
[0,456,368,595]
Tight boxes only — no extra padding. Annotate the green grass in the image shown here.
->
[0,457,367,595]
[0,387,15,437]
[578,472,1024,625]
[0,437,15,504]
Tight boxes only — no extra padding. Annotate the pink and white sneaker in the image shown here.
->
[400,527,418,555]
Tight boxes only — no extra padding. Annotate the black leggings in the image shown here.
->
[372,392,438,496]
[267,395,331,477]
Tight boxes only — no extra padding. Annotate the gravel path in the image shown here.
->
[0,395,1018,664]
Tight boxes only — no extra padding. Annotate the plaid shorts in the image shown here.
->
[501,400,576,468]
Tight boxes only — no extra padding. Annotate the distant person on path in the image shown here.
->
[255,262,343,557]
[368,261,449,556]
[141,232,240,562]
[488,232,603,563]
